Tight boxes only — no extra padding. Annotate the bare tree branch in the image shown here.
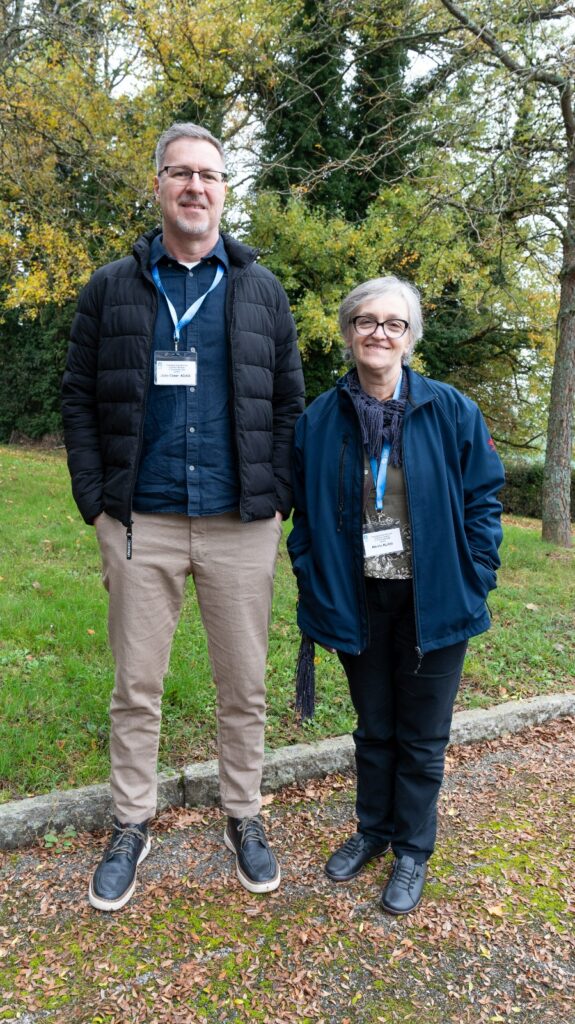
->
[438,0,570,88]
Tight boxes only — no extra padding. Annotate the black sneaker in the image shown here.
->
[325,833,390,882]
[224,815,281,893]
[381,855,427,915]
[88,819,151,912]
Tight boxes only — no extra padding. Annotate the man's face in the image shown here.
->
[154,137,228,246]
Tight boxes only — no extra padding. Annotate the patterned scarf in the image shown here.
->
[347,367,409,466]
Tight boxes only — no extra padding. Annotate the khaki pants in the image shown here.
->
[95,511,282,823]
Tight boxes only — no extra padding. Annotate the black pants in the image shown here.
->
[338,578,467,862]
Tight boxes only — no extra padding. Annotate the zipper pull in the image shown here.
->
[126,521,133,560]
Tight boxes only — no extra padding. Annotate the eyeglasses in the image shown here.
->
[350,316,409,339]
[159,165,228,185]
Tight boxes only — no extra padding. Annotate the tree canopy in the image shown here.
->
[0,0,572,542]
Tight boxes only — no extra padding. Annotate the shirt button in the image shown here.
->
[190,347,196,354]
[189,427,195,433]
[189,465,195,472]
[189,387,195,393]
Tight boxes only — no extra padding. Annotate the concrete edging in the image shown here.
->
[1,693,573,851]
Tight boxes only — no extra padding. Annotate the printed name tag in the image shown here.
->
[363,527,404,557]
[154,350,197,386]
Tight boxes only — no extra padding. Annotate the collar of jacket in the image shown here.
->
[336,364,437,411]
[131,227,259,271]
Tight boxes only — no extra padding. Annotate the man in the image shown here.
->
[61,123,304,911]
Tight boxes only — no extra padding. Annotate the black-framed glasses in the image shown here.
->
[159,165,228,185]
[350,316,409,339]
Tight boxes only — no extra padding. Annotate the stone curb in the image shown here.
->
[1,693,573,851]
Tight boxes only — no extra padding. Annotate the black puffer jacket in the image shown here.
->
[62,229,305,529]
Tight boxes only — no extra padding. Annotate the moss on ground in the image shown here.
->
[1,720,574,1022]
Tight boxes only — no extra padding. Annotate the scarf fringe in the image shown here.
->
[295,633,316,721]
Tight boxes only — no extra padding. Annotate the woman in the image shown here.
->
[288,276,504,915]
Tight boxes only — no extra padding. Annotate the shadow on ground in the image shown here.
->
[0,718,573,1023]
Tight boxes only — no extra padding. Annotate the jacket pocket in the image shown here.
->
[471,557,497,596]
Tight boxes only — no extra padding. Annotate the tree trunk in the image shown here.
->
[542,103,575,548]
[541,235,575,547]
[435,0,574,546]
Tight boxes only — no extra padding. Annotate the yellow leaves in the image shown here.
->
[396,251,420,267]
[131,0,288,101]
[2,219,93,312]
[295,291,342,360]
[4,269,48,315]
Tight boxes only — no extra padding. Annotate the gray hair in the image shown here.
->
[155,123,226,172]
[339,276,423,362]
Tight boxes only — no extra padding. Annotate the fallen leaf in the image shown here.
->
[486,905,505,918]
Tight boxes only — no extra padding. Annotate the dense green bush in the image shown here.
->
[0,304,73,442]
[500,459,575,520]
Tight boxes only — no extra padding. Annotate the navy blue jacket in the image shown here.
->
[287,368,505,655]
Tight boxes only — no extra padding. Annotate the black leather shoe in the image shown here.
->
[325,833,390,882]
[381,855,427,915]
[224,816,281,893]
[88,819,150,912]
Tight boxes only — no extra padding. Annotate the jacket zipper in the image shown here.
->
[337,436,349,532]
[401,412,424,669]
[226,256,255,523]
[340,392,370,654]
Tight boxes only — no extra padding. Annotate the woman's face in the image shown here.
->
[346,292,411,380]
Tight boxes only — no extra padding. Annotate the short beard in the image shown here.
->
[175,214,209,236]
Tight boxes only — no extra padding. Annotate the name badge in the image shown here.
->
[363,527,404,557]
[154,350,197,386]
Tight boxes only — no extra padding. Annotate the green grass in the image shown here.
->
[0,446,573,801]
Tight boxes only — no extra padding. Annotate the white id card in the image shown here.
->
[154,350,197,386]
[363,527,404,557]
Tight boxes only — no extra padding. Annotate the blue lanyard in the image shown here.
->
[369,371,403,510]
[151,262,224,350]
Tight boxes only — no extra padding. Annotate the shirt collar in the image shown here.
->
[149,233,229,271]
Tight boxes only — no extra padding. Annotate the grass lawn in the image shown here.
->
[0,445,573,803]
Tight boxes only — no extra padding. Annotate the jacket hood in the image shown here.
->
[132,227,161,269]
[220,232,260,267]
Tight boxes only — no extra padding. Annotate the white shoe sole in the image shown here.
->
[224,829,281,893]
[88,835,151,912]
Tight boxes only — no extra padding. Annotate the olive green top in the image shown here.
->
[362,455,413,579]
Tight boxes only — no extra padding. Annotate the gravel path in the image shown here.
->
[0,718,573,1023]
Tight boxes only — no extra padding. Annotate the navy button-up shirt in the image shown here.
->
[132,234,240,515]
